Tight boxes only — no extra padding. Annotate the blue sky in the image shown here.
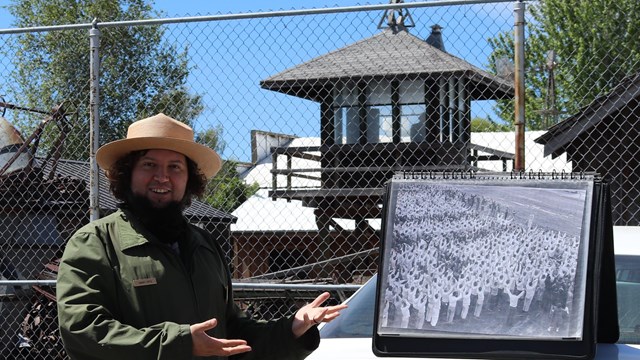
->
[0,1,398,27]
[156,1,411,17]
[0,1,513,162]
[165,1,385,13]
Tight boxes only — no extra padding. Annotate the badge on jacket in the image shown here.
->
[132,277,158,287]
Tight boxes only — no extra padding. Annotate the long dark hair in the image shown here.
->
[105,150,207,208]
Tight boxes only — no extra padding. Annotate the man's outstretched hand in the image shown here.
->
[190,318,252,357]
[292,292,348,338]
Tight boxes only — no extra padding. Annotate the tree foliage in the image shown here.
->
[196,125,226,156]
[488,0,640,130]
[7,0,203,159]
[196,126,257,213]
[7,0,257,214]
[470,116,511,132]
[204,160,259,214]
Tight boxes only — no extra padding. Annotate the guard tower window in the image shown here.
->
[333,85,359,144]
[333,79,426,144]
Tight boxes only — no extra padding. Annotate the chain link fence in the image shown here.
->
[0,0,638,357]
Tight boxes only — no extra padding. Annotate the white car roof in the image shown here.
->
[614,226,640,256]
[308,226,640,360]
[307,339,640,360]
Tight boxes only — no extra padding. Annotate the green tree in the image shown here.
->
[6,0,202,159]
[488,0,640,130]
[471,116,512,132]
[204,160,259,214]
[196,125,226,156]
[195,126,258,213]
[7,0,257,214]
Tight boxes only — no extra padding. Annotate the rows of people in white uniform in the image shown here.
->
[381,182,580,335]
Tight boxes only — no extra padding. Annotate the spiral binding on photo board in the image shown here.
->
[392,169,600,181]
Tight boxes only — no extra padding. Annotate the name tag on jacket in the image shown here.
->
[132,277,157,287]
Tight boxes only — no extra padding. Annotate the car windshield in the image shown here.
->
[321,274,378,338]
[322,256,640,344]
[616,254,640,344]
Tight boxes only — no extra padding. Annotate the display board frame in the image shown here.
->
[372,172,614,359]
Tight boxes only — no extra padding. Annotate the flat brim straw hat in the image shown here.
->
[96,113,221,179]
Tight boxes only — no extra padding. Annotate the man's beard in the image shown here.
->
[122,192,188,244]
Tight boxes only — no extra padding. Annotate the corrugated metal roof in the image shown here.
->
[470,131,571,173]
[260,29,514,101]
[231,189,320,232]
[36,157,235,222]
[231,188,373,232]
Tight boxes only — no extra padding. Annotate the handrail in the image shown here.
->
[271,164,472,174]
[0,279,362,291]
[269,141,514,193]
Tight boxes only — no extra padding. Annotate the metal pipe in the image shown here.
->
[514,1,526,171]
[0,0,516,34]
[0,279,362,291]
[0,101,50,115]
[0,280,57,286]
[89,21,101,221]
[233,283,362,291]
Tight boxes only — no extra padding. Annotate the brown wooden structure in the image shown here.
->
[535,72,640,226]
[257,16,515,278]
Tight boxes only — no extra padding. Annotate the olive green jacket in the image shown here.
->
[57,209,319,360]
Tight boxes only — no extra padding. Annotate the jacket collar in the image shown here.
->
[114,209,215,253]
[116,209,155,251]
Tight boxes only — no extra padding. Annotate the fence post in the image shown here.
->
[89,20,101,221]
[513,0,526,171]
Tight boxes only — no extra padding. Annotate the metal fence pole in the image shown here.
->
[89,20,101,221]
[513,0,526,171]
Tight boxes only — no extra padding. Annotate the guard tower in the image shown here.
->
[259,5,514,273]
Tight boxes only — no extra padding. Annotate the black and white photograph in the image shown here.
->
[377,178,593,340]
